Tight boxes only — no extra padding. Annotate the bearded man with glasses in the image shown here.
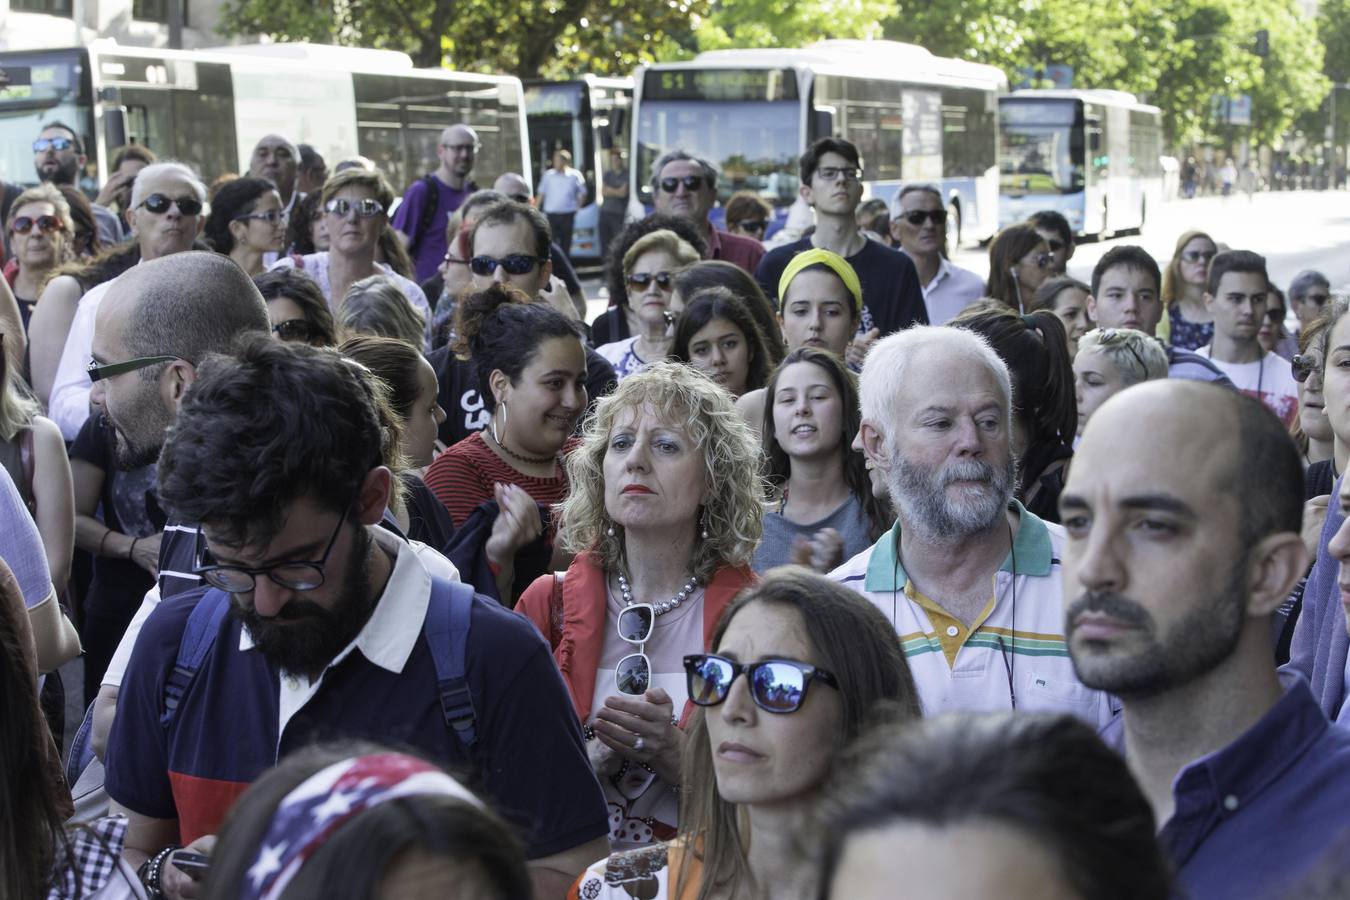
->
[649,149,765,276]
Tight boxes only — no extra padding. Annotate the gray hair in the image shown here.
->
[649,149,718,190]
[1289,269,1331,302]
[5,182,74,238]
[859,326,1012,435]
[339,275,427,349]
[128,161,207,210]
[890,183,943,216]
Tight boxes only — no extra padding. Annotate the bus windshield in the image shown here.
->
[999,100,1082,196]
[636,99,800,207]
[0,50,92,190]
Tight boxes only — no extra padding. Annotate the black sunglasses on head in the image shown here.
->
[659,175,707,193]
[684,653,838,714]
[138,193,204,216]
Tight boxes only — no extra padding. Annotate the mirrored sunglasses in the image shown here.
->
[325,198,385,218]
[10,215,65,235]
[625,271,674,291]
[684,653,839,714]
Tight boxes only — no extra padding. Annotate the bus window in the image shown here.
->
[171,62,235,182]
[999,99,1082,196]
[0,50,93,190]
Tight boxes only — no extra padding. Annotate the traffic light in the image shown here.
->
[1255,29,1270,57]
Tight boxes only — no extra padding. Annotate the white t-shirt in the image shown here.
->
[1196,347,1298,425]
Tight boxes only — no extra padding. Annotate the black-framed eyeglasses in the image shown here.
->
[659,175,707,194]
[325,198,385,219]
[33,137,74,153]
[615,604,654,695]
[10,215,66,235]
[86,355,179,383]
[901,209,947,227]
[470,254,546,276]
[684,653,839,714]
[138,194,204,217]
[193,508,349,594]
[815,166,861,183]
[234,209,287,225]
[272,319,315,343]
[625,271,674,291]
[1293,353,1322,384]
[1045,238,1066,252]
[1180,249,1216,264]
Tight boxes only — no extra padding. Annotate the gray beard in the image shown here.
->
[887,452,1017,542]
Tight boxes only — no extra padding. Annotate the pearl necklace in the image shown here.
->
[617,570,700,617]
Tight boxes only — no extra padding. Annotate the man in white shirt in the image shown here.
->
[536,149,587,261]
[889,184,984,325]
[1195,250,1298,425]
[48,162,206,440]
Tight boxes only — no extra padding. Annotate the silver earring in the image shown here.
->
[606,524,615,537]
[700,509,710,541]
[492,399,508,445]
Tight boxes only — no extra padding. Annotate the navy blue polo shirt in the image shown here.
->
[105,535,608,857]
[1160,675,1350,898]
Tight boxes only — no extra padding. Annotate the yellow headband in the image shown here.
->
[777,248,863,316]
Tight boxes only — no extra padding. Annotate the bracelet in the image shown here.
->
[138,844,182,897]
[583,724,596,742]
[128,537,139,560]
[98,530,113,558]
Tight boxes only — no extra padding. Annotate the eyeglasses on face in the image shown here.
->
[325,198,385,219]
[1292,353,1322,384]
[659,175,707,194]
[814,166,861,183]
[507,193,531,204]
[234,209,287,225]
[86,354,179,382]
[193,508,349,593]
[901,209,947,227]
[1023,253,1053,269]
[470,254,545,276]
[10,215,65,235]
[1265,308,1286,323]
[272,319,315,343]
[625,271,675,291]
[138,194,204,217]
[33,137,74,153]
[1180,249,1216,264]
[738,219,769,234]
[684,653,839,714]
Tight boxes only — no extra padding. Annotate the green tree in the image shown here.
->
[694,0,889,50]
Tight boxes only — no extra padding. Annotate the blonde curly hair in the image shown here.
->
[558,361,765,580]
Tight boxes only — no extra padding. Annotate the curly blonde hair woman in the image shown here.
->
[518,361,764,852]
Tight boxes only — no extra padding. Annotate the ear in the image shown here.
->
[859,420,891,469]
[888,217,903,244]
[165,359,197,410]
[355,466,393,526]
[228,219,248,245]
[539,257,553,289]
[1244,531,1308,618]
[798,182,813,206]
[1203,291,1215,312]
[488,368,511,407]
[1085,293,1099,321]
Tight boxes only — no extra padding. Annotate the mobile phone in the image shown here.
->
[0,66,32,87]
[171,851,211,882]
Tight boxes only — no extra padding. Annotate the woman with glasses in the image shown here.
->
[566,566,920,897]
[270,168,431,348]
[596,230,700,380]
[985,224,1052,313]
[204,176,286,277]
[253,269,337,347]
[1292,317,1334,479]
[725,192,772,242]
[518,362,761,852]
[1260,284,1299,362]
[1072,327,1169,440]
[594,215,709,347]
[4,184,74,337]
[1160,230,1218,350]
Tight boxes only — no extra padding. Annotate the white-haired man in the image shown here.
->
[830,325,1115,726]
[48,161,207,440]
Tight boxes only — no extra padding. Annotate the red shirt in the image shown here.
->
[704,225,765,275]
[424,431,574,527]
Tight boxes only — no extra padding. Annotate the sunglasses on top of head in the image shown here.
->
[10,215,65,236]
[684,653,839,714]
[137,194,204,216]
[470,255,546,276]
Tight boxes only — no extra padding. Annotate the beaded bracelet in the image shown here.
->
[138,844,182,897]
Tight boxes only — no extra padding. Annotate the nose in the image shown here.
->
[560,380,584,412]
[1074,375,1085,408]
[249,578,292,619]
[90,379,106,408]
[708,346,726,368]
[624,438,651,472]
[794,392,812,417]
[951,416,983,456]
[434,404,447,425]
[808,309,824,333]
[1070,516,1126,595]
[719,668,756,726]
[492,264,508,284]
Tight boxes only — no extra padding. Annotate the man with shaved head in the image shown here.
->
[1061,380,1350,899]
[248,133,300,213]
[393,123,481,281]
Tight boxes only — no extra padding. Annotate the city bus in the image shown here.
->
[0,41,530,199]
[525,76,632,261]
[999,89,1163,237]
[630,41,1006,245]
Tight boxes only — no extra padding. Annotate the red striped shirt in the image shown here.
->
[424,432,574,527]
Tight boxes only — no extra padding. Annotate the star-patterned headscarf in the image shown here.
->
[243,752,484,899]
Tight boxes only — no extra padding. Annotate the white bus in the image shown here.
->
[525,76,633,261]
[999,89,1163,237]
[630,41,1006,245]
[0,41,530,198]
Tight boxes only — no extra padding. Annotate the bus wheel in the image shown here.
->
[945,202,962,249]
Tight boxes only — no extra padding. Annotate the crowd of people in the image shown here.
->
[1,113,1349,900]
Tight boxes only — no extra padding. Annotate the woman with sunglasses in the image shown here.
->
[567,566,920,898]
[594,215,709,347]
[1160,230,1218,349]
[1292,317,1334,478]
[270,168,431,348]
[1259,284,1299,362]
[4,184,74,336]
[725,192,772,242]
[204,176,286,277]
[596,230,700,380]
[254,268,338,347]
[1072,327,1169,440]
[985,224,1052,313]
[518,361,761,852]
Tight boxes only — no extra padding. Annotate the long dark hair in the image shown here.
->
[678,567,921,900]
[202,742,531,900]
[286,191,324,255]
[451,283,583,413]
[55,183,101,258]
[761,348,889,539]
[817,713,1172,900]
[673,260,783,363]
[670,287,773,394]
[204,176,276,254]
[986,224,1045,310]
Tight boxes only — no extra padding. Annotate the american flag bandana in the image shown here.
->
[243,753,483,900]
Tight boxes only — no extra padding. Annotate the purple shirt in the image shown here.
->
[391,176,475,282]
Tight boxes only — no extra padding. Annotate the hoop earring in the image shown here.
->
[492,400,508,445]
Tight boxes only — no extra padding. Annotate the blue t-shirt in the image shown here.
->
[391,176,475,282]
[104,575,608,857]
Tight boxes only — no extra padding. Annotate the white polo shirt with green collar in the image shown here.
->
[830,500,1118,727]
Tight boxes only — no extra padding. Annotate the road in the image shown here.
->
[581,189,1350,322]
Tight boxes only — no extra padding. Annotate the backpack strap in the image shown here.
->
[411,174,441,256]
[161,589,232,727]
[424,576,478,749]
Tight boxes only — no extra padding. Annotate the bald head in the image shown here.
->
[492,172,531,201]
[249,134,298,199]
[438,125,479,184]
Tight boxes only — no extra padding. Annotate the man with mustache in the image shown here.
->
[1061,380,1350,899]
[830,325,1115,725]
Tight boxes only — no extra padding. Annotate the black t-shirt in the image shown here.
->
[402,472,455,553]
[1306,459,1336,501]
[755,237,928,335]
[430,344,617,447]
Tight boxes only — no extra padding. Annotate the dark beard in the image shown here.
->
[231,526,378,679]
